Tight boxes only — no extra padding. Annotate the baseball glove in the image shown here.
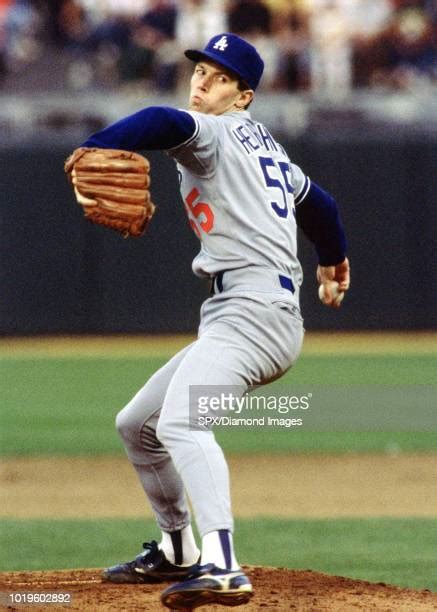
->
[64,147,155,237]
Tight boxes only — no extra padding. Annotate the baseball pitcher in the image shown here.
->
[65,33,350,610]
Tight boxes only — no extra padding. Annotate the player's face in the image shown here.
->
[189,61,253,115]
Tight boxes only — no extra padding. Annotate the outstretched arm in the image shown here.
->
[83,106,197,151]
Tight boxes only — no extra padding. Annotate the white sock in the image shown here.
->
[201,530,240,570]
[160,525,200,566]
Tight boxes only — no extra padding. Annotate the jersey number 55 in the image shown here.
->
[259,156,294,219]
[184,187,215,237]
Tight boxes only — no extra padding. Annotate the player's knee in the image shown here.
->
[115,406,135,442]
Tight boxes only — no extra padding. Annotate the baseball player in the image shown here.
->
[72,33,349,609]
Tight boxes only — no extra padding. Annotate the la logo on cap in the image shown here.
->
[213,35,228,51]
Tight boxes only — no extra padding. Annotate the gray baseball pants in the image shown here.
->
[116,269,304,537]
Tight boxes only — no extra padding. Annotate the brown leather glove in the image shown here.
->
[65,147,155,237]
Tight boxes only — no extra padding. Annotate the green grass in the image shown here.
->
[1,517,436,591]
[1,355,436,455]
[1,353,436,594]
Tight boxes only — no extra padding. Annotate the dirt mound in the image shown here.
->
[1,568,435,611]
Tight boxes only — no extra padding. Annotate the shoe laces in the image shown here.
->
[136,540,160,566]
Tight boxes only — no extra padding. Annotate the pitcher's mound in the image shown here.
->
[0,567,435,611]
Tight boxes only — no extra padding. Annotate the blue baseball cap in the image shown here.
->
[184,33,264,91]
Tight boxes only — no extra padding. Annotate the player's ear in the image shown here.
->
[235,89,254,110]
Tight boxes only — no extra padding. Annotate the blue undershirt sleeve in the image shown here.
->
[295,181,347,266]
[82,106,197,151]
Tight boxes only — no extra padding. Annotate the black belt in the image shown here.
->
[210,271,294,295]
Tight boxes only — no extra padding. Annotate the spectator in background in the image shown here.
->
[1,0,44,77]
[43,0,69,47]
[57,0,89,50]
[63,0,153,89]
[174,0,226,90]
[372,3,435,89]
[227,0,279,89]
[175,0,226,50]
[307,0,353,96]
[228,0,271,33]
[73,0,148,88]
[118,0,178,90]
[273,2,310,90]
[348,0,392,87]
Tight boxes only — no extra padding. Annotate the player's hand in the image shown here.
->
[317,257,350,308]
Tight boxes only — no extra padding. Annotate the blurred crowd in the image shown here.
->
[0,0,435,94]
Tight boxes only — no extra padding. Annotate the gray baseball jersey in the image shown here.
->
[169,110,308,289]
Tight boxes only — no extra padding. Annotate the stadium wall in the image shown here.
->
[1,131,435,333]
